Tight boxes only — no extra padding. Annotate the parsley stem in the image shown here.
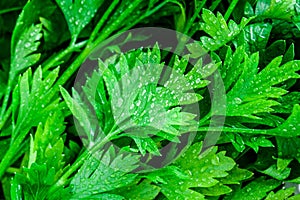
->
[0,105,11,130]
[92,0,143,48]
[209,0,222,12]
[0,7,22,15]
[87,0,120,47]
[0,83,13,123]
[50,0,144,97]
[0,126,30,179]
[42,40,88,73]
[184,0,207,35]
[6,167,21,174]
[199,111,212,126]
[50,130,116,191]
[224,0,239,21]
[198,126,269,135]
[119,1,168,33]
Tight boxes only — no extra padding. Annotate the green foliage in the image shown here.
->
[10,111,67,200]
[151,142,252,199]
[223,50,300,119]
[223,177,281,200]
[61,47,205,157]
[68,147,139,199]
[55,0,104,41]
[199,9,252,51]
[0,0,300,199]
[10,24,42,81]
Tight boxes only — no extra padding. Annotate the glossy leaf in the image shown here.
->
[199,8,252,51]
[255,0,297,21]
[153,142,252,199]
[224,52,300,118]
[69,147,139,199]
[224,177,281,200]
[55,0,104,40]
[10,24,42,81]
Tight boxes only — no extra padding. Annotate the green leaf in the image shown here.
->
[244,23,272,53]
[224,51,300,118]
[12,67,61,137]
[0,66,62,180]
[265,187,295,200]
[55,0,104,40]
[273,92,300,113]
[153,142,251,199]
[195,183,232,196]
[0,138,10,160]
[63,47,202,156]
[276,135,300,160]
[226,132,274,153]
[39,9,70,50]
[11,0,55,51]
[10,24,42,81]
[257,164,291,180]
[29,111,66,172]
[60,86,100,144]
[199,8,252,51]
[114,179,160,200]
[224,177,281,200]
[268,105,300,137]
[11,163,71,200]
[219,166,253,185]
[69,147,139,199]
[255,0,297,21]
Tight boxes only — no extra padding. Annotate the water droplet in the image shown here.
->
[69,17,74,23]
[25,42,31,48]
[234,97,242,104]
[117,98,123,106]
[136,100,141,107]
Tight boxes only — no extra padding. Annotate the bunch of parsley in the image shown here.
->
[1,0,300,199]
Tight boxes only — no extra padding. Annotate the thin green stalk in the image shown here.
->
[0,126,30,179]
[0,7,22,15]
[0,82,13,122]
[235,147,251,161]
[48,46,92,96]
[199,111,212,126]
[224,0,239,21]
[0,105,11,130]
[184,0,207,35]
[119,1,169,33]
[42,40,88,73]
[6,167,21,174]
[49,0,144,97]
[87,0,120,47]
[0,84,57,178]
[92,0,143,48]
[209,0,222,12]
[165,0,207,67]
[198,126,269,135]
[50,129,117,190]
